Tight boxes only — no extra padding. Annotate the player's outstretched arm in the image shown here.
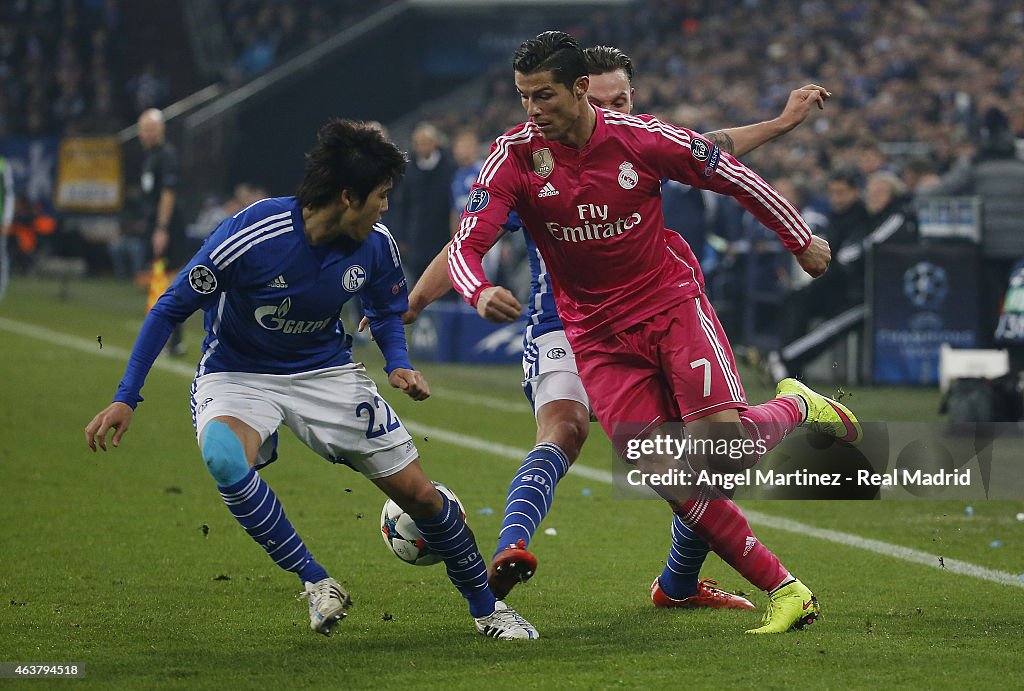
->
[408,241,456,321]
[388,368,430,401]
[795,235,831,278]
[703,84,830,157]
[85,402,134,452]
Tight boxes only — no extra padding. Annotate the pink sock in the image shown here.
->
[738,396,804,463]
[677,488,789,591]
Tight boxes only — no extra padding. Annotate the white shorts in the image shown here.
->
[191,363,418,479]
[522,330,591,414]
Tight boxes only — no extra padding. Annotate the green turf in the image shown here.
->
[1,276,1023,689]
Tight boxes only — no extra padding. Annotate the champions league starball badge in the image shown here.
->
[188,265,218,294]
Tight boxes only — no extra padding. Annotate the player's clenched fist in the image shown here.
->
[476,286,521,323]
[796,235,832,278]
[388,368,430,401]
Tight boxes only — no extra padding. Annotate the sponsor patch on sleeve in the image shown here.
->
[465,188,490,214]
[703,144,721,178]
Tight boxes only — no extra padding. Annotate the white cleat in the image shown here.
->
[474,600,540,640]
[302,577,352,636]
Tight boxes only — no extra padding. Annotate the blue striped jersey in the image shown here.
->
[114,196,410,406]
[504,211,564,344]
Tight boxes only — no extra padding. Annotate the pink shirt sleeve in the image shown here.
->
[647,119,812,254]
[448,134,525,306]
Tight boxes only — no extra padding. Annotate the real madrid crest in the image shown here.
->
[532,148,554,178]
[618,162,638,190]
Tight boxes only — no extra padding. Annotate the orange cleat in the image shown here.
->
[650,577,755,610]
[488,539,537,599]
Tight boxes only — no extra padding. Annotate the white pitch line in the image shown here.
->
[428,386,530,414]
[740,509,1024,589]
[3,315,1022,589]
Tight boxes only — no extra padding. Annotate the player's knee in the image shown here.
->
[402,480,445,518]
[541,417,588,461]
[201,420,250,486]
[537,403,590,461]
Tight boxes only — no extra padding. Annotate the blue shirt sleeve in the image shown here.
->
[112,221,239,407]
[502,210,523,232]
[361,226,413,374]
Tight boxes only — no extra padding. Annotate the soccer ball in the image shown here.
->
[380,482,466,566]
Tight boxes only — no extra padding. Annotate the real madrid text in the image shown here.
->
[625,467,973,491]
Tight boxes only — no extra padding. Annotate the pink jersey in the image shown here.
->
[449,107,811,346]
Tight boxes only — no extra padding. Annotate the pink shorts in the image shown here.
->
[575,295,747,445]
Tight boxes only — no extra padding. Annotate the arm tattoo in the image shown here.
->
[703,131,735,155]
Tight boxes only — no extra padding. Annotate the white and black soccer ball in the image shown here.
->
[380,482,466,566]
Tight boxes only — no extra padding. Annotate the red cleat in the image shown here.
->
[488,539,537,599]
[650,577,756,610]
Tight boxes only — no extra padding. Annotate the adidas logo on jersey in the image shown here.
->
[266,275,288,288]
[537,182,560,198]
[743,535,758,557]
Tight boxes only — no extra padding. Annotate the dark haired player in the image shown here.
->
[449,32,861,634]
[86,119,538,640]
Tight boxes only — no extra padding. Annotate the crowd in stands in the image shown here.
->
[404,0,1024,362]
[4,0,1024,371]
[0,0,400,138]
[220,0,400,80]
[0,0,129,136]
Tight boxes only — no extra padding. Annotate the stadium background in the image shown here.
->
[1,1,1023,687]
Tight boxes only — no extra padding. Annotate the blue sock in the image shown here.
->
[219,469,328,585]
[658,514,711,599]
[495,442,570,556]
[414,490,495,618]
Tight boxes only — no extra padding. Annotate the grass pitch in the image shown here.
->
[1,276,1022,690]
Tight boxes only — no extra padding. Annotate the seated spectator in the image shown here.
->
[769,168,916,380]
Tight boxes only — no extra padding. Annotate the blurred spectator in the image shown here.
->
[900,156,940,195]
[919,106,1024,344]
[184,182,267,255]
[393,121,456,284]
[770,169,916,379]
[449,128,482,235]
[7,196,57,273]
[855,139,891,180]
[126,62,170,114]
[822,167,870,254]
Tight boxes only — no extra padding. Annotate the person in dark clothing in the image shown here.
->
[769,168,914,379]
[134,108,185,355]
[920,107,1024,345]
[393,122,457,285]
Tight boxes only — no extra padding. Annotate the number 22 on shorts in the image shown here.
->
[355,396,401,439]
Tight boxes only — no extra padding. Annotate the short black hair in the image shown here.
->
[828,166,860,188]
[584,45,634,82]
[296,119,406,210]
[512,31,588,92]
